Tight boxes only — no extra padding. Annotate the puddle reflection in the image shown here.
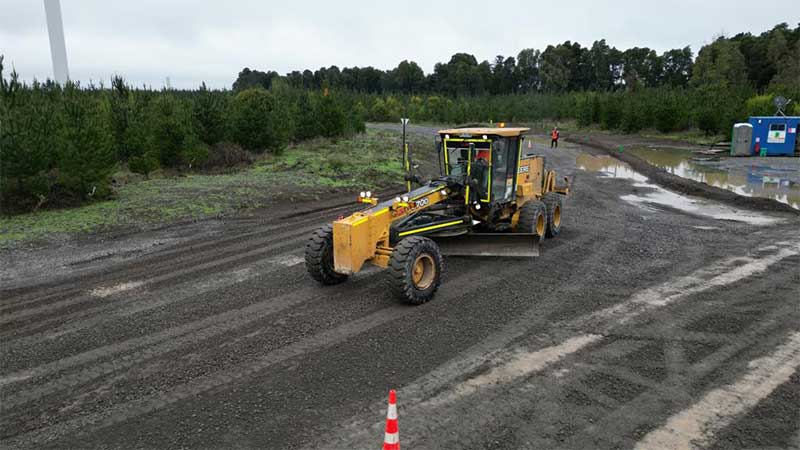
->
[628,148,799,209]
[576,153,783,225]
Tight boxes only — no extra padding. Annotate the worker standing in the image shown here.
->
[550,126,560,148]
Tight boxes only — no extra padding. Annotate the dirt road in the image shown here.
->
[1,126,798,449]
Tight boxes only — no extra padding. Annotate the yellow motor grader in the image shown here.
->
[305,126,569,304]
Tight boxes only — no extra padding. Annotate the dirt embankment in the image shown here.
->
[566,133,800,216]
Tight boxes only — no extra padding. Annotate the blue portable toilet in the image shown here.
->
[748,116,799,156]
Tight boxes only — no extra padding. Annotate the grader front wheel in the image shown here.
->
[305,225,349,285]
[388,237,443,305]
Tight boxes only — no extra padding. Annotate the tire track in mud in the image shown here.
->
[0,231,313,344]
[567,300,800,449]
[0,248,305,353]
[1,268,499,447]
[0,222,325,328]
[321,240,800,449]
[0,267,387,413]
[0,203,355,306]
[465,250,800,449]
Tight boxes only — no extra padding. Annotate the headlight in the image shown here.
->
[475,203,481,210]
[366,191,372,198]
[402,195,409,202]
[360,191,366,198]
[395,197,402,202]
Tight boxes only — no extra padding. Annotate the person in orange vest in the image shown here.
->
[550,126,560,148]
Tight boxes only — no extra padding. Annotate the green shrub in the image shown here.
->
[128,152,160,175]
[599,93,623,130]
[192,82,228,145]
[54,82,115,202]
[317,93,347,138]
[108,76,149,162]
[653,90,688,133]
[294,92,319,140]
[146,95,196,166]
[621,94,646,133]
[349,101,367,134]
[0,60,54,211]
[230,88,290,154]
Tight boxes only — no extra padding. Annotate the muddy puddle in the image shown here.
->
[576,154,783,225]
[626,148,800,209]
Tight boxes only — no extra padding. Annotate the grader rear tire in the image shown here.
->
[542,193,563,238]
[515,200,547,239]
[388,236,443,305]
[305,225,349,285]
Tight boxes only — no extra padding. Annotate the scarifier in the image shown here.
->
[305,125,570,304]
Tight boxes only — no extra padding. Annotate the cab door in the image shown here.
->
[490,137,519,203]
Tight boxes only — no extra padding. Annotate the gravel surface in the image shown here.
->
[1,127,798,449]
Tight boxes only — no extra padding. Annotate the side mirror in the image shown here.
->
[436,141,442,153]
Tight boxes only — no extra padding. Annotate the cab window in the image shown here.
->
[769,123,786,132]
[491,138,518,201]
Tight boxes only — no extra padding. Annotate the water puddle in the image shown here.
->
[576,154,648,182]
[627,148,800,209]
[620,185,781,225]
[577,154,783,225]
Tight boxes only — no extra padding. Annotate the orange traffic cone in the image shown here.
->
[382,389,399,450]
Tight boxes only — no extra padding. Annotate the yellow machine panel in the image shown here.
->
[332,188,451,274]
[516,156,544,200]
[333,208,390,274]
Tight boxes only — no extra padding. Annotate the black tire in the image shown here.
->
[305,224,348,285]
[542,193,563,238]
[388,236,443,305]
[515,200,547,239]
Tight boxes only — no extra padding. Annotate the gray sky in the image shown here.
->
[0,0,791,89]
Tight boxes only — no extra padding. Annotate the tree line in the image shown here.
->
[234,23,799,96]
[0,58,365,214]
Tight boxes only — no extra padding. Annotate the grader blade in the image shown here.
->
[432,233,540,258]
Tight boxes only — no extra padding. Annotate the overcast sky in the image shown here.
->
[0,0,792,89]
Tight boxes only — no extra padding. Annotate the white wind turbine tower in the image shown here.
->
[43,0,69,83]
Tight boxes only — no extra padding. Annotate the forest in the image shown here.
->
[1,22,798,214]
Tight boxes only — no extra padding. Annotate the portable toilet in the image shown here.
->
[748,116,800,156]
[730,123,753,156]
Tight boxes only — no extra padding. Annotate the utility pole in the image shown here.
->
[44,0,69,84]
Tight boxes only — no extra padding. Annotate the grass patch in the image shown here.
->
[0,129,434,247]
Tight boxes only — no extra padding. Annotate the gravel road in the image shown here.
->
[1,126,798,449]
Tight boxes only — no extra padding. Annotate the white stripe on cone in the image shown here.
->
[384,432,399,444]
[387,404,397,420]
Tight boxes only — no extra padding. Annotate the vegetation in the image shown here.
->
[235,22,799,135]
[2,21,798,230]
[236,24,798,96]
[0,57,365,215]
[0,130,423,246]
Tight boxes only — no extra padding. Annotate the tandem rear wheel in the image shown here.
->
[542,193,563,238]
[388,236,443,305]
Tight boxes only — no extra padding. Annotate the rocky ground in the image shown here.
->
[1,124,798,449]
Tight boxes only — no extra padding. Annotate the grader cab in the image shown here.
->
[305,127,569,304]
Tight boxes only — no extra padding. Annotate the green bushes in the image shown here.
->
[356,86,768,137]
[192,82,228,146]
[1,56,365,215]
[55,83,115,202]
[230,88,291,153]
[1,58,116,212]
